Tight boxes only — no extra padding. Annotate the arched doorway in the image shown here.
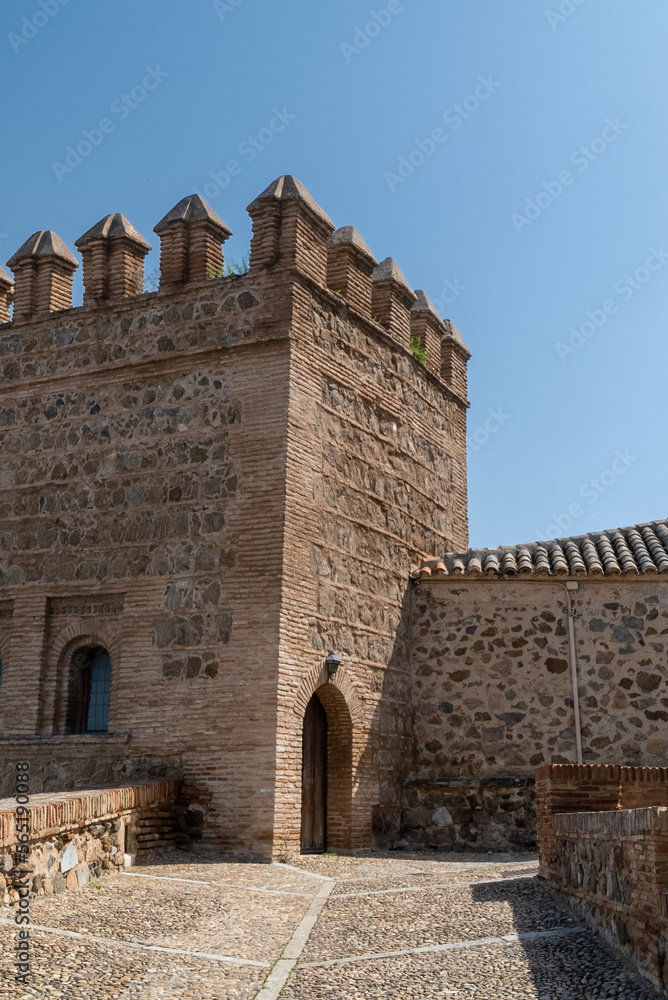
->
[301,693,327,853]
[300,684,354,854]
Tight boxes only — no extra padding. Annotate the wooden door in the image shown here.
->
[301,693,328,853]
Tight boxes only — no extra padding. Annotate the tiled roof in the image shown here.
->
[419,520,668,580]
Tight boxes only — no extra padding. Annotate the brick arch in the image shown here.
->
[311,682,355,852]
[293,662,365,728]
[52,627,119,735]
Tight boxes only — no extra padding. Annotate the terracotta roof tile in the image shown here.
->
[418,520,668,580]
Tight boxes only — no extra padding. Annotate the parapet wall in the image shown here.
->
[536,763,668,994]
[536,763,668,877]
[0,177,469,404]
[1,780,179,904]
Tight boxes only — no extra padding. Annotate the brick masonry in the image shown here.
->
[0,177,470,859]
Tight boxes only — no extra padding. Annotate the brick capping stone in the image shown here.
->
[371,256,418,351]
[410,289,449,379]
[326,226,377,321]
[154,194,232,289]
[76,213,151,305]
[247,174,335,284]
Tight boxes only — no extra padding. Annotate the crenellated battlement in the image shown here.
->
[2,175,469,400]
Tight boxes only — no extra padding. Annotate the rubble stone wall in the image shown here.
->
[412,580,668,773]
[401,775,535,852]
[409,580,668,850]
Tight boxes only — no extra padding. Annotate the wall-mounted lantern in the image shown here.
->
[325,651,342,681]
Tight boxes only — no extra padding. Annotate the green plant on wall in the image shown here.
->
[410,336,427,366]
[207,255,250,279]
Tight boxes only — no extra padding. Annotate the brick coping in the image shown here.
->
[554,805,668,836]
[0,780,179,846]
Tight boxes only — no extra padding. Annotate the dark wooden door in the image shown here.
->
[301,693,328,853]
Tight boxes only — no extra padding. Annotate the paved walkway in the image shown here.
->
[0,851,661,999]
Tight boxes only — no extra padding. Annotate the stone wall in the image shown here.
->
[412,579,668,773]
[536,764,668,994]
[401,775,534,852]
[1,781,178,903]
[408,579,668,850]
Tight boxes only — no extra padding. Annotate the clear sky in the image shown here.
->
[1,0,666,550]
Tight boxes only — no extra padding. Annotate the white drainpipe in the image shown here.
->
[564,581,583,765]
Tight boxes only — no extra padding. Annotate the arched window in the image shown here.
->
[65,646,112,734]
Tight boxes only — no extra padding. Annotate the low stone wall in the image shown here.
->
[535,763,668,877]
[0,781,178,903]
[545,807,668,994]
[400,776,535,852]
[536,763,668,993]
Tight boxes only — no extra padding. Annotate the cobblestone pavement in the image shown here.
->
[0,850,662,999]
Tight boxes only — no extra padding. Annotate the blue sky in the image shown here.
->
[1,0,666,549]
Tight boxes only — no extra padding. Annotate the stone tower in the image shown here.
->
[0,177,469,858]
